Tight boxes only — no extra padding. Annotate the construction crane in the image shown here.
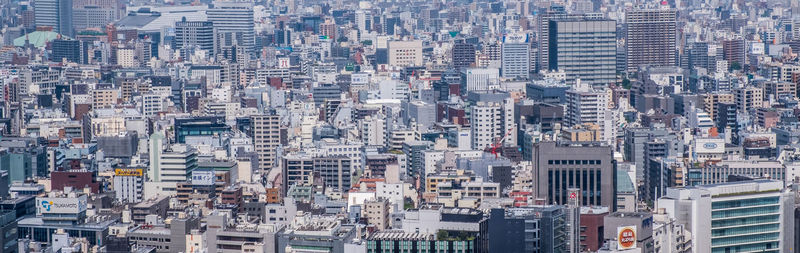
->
[490,126,514,159]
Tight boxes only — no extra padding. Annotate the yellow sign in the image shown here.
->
[115,168,143,177]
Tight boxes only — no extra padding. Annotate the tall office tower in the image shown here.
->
[658,180,795,253]
[501,34,531,79]
[251,114,282,173]
[452,42,476,69]
[532,141,615,208]
[625,9,677,72]
[549,19,617,86]
[175,20,214,58]
[536,7,567,73]
[34,0,74,37]
[207,1,255,54]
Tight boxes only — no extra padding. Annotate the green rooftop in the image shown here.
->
[13,31,69,48]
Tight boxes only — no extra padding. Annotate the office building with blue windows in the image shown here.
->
[658,180,794,253]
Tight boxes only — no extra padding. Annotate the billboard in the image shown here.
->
[37,195,88,215]
[617,226,637,250]
[191,170,215,186]
[115,168,144,177]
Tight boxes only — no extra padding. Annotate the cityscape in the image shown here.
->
[0,0,797,252]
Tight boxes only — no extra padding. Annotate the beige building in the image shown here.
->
[388,40,423,67]
[703,93,734,119]
[92,88,118,109]
[561,123,601,142]
[117,48,137,68]
[252,114,282,173]
[734,86,763,112]
[764,81,796,100]
[364,198,390,230]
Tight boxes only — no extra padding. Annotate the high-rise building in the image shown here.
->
[537,7,567,73]
[470,96,515,150]
[207,1,255,54]
[452,42,476,69]
[548,19,617,86]
[501,34,531,79]
[252,114,282,173]
[175,20,214,57]
[532,142,615,208]
[625,9,677,72]
[565,81,615,142]
[564,81,608,128]
[658,180,795,253]
[34,0,74,37]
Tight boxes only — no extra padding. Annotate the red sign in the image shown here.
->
[618,227,637,249]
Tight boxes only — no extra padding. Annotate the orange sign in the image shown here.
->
[617,226,637,250]
[115,168,143,177]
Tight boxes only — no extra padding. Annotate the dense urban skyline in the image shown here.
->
[0,0,797,252]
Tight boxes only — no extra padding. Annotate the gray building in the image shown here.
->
[313,156,353,193]
[276,219,357,253]
[127,216,201,253]
[97,132,139,158]
[72,6,117,30]
[604,212,655,253]
[487,206,569,253]
[532,142,615,208]
[33,0,73,37]
[501,35,531,79]
[452,42,476,69]
[402,100,436,130]
[0,138,47,182]
[207,1,255,53]
[548,19,617,86]
[206,215,281,253]
[175,20,214,57]
[625,9,677,72]
[402,141,433,183]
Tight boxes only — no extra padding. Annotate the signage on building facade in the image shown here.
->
[37,195,88,214]
[617,226,637,250]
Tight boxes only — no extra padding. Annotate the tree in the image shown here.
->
[729,61,741,71]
